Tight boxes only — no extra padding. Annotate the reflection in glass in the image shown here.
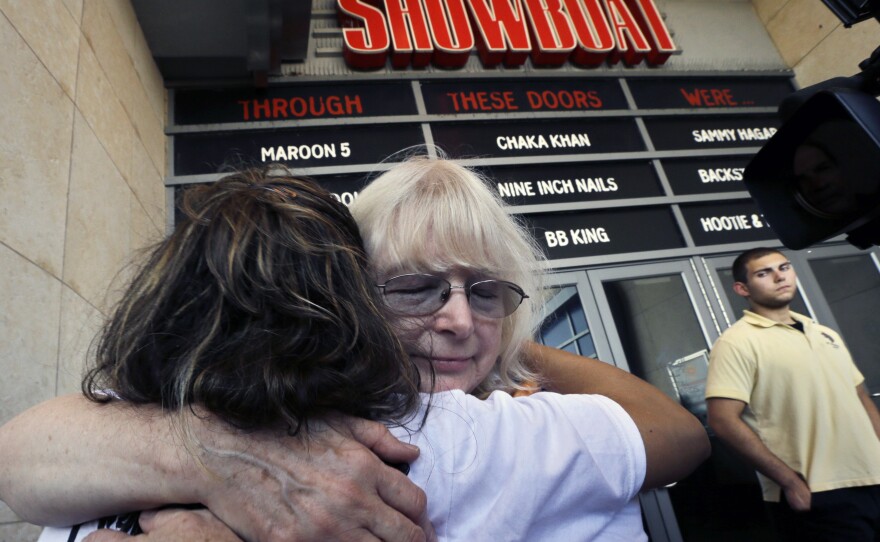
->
[539,286,596,358]
[602,274,774,541]
[791,120,880,219]
[667,351,710,428]
[793,143,855,218]
[809,255,880,394]
[602,275,705,400]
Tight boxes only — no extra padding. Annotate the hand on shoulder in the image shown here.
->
[82,509,241,542]
[188,414,435,542]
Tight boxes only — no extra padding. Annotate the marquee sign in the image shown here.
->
[170,74,793,261]
[484,160,661,206]
[337,0,679,70]
[679,200,777,246]
[525,206,685,259]
[431,118,644,159]
[174,124,424,175]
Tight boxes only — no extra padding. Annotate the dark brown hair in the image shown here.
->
[732,247,784,284]
[84,167,420,434]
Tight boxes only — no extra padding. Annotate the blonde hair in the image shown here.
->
[350,156,545,396]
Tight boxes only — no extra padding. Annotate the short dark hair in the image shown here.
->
[732,247,785,284]
[84,167,420,434]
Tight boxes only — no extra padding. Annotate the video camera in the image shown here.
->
[743,0,880,249]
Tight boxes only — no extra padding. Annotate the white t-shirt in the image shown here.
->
[391,390,647,541]
[40,390,647,542]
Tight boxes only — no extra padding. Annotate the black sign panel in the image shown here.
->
[173,82,418,125]
[662,156,752,195]
[628,77,794,110]
[174,124,424,175]
[480,161,661,206]
[523,207,684,260]
[644,115,780,151]
[173,174,369,224]
[309,173,374,207]
[433,119,644,159]
[679,200,778,246]
[420,79,627,114]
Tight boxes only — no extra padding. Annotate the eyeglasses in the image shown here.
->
[377,274,529,318]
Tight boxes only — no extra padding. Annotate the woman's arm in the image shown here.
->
[523,343,710,490]
[0,394,433,542]
[0,395,191,524]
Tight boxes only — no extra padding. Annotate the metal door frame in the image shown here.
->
[581,260,726,542]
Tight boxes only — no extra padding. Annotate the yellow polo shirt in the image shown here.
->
[705,310,880,501]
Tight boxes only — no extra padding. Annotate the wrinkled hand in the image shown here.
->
[82,509,241,542]
[782,476,811,512]
[186,415,435,542]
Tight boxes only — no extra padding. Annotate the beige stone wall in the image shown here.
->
[753,0,880,87]
[0,0,166,538]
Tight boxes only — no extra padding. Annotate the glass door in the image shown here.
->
[798,245,880,404]
[535,247,879,540]
[587,260,776,542]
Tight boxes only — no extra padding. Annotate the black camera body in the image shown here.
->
[744,89,880,249]
[743,1,880,249]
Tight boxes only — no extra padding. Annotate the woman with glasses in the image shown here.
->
[349,156,708,539]
[1,158,708,542]
[351,156,544,399]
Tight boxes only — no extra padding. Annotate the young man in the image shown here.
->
[706,247,880,542]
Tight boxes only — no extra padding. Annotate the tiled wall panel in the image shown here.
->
[0,1,166,537]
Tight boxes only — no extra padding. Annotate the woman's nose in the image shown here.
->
[432,288,475,336]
